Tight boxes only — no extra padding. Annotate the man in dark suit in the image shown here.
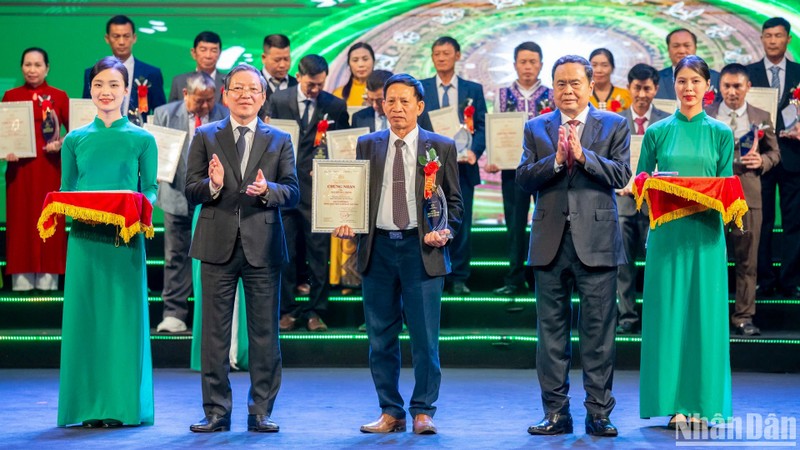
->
[352,70,393,132]
[185,63,299,433]
[83,15,166,122]
[517,55,630,437]
[334,74,463,435]
[258,34,297,119]
[168,31,225,103]
[268,54,349,332]
[420,36,487,295]
[708,63,781,335]
[747,17,800,299]
[655,28,720,100]
[152,72,228,334]
[615,63,670,334]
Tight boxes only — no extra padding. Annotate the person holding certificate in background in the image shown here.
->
[58,56,158,427]
[2,47,69,292]
[637,55,733,430]
[334,74,462,435]
[485,41,553,296]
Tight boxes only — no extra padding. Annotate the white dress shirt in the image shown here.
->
[631,104,654,133]
[554,106,590,171]
[297,88,316,123]
[210,116,257,196]
[718,102,750,140]
[376,126,419,230]
[764,57,787,99]
[263,68,289,92]
[436,74,458,108]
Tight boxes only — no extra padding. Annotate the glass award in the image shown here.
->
[454,125,472,159]
[424,185,448,232]
[738,125,757,161]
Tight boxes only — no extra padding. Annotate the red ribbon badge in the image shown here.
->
[314,118,329,147]
[703,90,715,107]
[609,98,622,113]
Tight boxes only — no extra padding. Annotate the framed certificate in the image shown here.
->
[486,112,526,170]
[312,159,370,233]
[143,123,188,183]
[327,127,369,160]
[651,99,678,115]
[268,118,299,160]
[0,101,36,159]
[69,98,96,131]
[746,87,779,128]
[626,135,643,190]
[347,105,366,118]
[428,106,461,139]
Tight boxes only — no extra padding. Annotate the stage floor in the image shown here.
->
[3,368,798,449]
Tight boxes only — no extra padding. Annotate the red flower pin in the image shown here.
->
[703,90,715,107]
[793,87,800,101]
[609,99,622,112]
[539,107,553,114]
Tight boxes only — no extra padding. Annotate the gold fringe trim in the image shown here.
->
[37,201,155,243]
[635,178,749,230]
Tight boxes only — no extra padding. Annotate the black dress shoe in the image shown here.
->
[102,419,123,428]
[81,419,102,428]
[190,414,231,432]
[733,322,761,336]
[452,282,471,295]
[585,415,618,437]
[527,412,573,435]
[493,284,518,296]
[248,414,279,432]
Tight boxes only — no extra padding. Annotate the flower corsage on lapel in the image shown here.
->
[463,98,475,134]
[134,77,151,113]
[418,144,441,200]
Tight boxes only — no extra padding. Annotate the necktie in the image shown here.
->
[236,126,249,166]
[441,84,452,107]
[380,115,388,131]
[301,99,311,130]
[729,111,738,134]
[565,120,580,172]
[769,66,781,90]
[392,139,410,230]
[634,117,647,135]
[270,78,284,90]
[194,114,202,129]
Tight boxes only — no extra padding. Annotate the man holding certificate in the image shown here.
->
[420,36,486,295]
[151,71,228,333]
[706,63,780,336]
[517,55,629,437]
[333,74,462,435]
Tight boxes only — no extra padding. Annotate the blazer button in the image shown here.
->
[240,190,245,194]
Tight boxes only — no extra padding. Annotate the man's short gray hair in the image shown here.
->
[185,71,217,95]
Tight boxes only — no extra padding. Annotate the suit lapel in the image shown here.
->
[244,121,270,182]
[423,78,440,110]
[214,118,242,182]
[416,129,429,205]
[581,108,602,150]
[286,86,301,123]
[546,111,562,151]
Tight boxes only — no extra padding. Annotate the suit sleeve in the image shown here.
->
[150,68,167,111]
[516,121,559,193]
[441,140,464,238]
[333,102,350,130]
[185,128,214,206]
[471,86,487,158]
[579,117,631,189]
[759,125,781,174]
[150,106,166,127]
[265,133,300,208]
[167,76,180,103]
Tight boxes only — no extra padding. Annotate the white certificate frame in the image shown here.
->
[486,112,527,170]
[143,123,188,183]
[268,118,299,161]
[746,87,779,128]
[626,135,643,190]
[311,159,370,234]
[428,106,461,139]
[0,101,36,159]
[651,99,678,115]
[327,127,369,160]
[69,98,96,132]
[347,105,366,118]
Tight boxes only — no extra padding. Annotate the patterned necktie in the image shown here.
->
[441,84,452,107]
[392,139,410,230]
[301,99,311,130]
[270,78,284,90]
[634,117,647,135]
[195,114,202,129]
[380,115,388,131]
[769,66,781,90]
[236,126,249,166]
[565,119,580,172]
[729,111,738,134]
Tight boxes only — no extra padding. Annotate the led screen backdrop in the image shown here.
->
[0,0,798,223]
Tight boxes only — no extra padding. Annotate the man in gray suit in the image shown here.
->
[517,55,630,437]
[152,72,228,333]
[168,31,225,103]
[706,63,781,336]
[615,63,670,334]
[185,63,299,433]
[334,74,462,435]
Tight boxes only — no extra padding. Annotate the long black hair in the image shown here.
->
[341,42,375,102]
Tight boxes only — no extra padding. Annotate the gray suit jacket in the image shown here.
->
[185,116,300,266]
[355,127,464,277]
[168,70,225,103]
[151,100,228,216]
[705,101,781,208]
[516,106,631,267]
[617,106,670,216]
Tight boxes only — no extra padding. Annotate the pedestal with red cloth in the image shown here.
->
[632,173,749,229]
[37,191,155,244]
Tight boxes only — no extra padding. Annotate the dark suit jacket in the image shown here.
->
[420,76,487,187]
[267,86,349,207]
[352,106,379,132]
[516,106,630,268]
[747,58,800,172]
[705,101,781,208]
[167,70,225,103]
[655,66,720,101]
[617,106,670,216]
[185,116,300,267]
[151,99,228,216]
[258,74,298,120]
[355,127,463,277]
[83,57,167,116]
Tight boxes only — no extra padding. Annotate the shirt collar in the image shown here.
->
[515,80,541,96]
[297,88,315,104]
[765,57,787,72]
[633,104,653,122]
[560,106,590,126]
[436,74,457,89]
[230,115,258,133]
[719,101,747,118]
[389,125,419,148]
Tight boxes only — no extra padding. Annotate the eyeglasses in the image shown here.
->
[227,86,264,97]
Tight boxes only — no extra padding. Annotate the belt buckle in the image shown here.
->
[389,231,403,240]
